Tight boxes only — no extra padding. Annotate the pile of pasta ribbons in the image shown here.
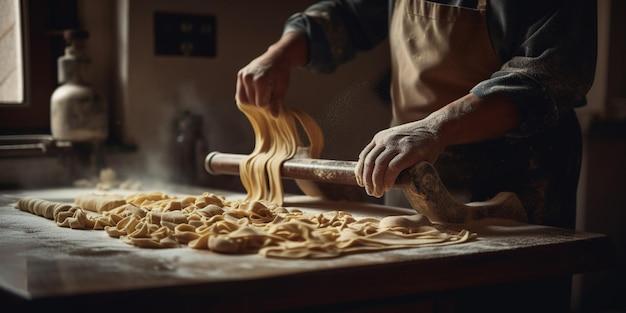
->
[16,193,472,258]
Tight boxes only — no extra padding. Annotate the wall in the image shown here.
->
[572,1,626,311]
[81,0,391,183]
[0,0,390,190]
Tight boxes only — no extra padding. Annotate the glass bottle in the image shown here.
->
[51,30,107,142]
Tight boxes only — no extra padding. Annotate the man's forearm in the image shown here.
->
[268,31,309,68]
[424,93,521,147]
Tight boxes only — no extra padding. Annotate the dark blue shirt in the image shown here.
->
[284,0,597,136]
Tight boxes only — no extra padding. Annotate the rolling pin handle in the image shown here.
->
[204,151,219,175]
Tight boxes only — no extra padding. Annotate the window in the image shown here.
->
[0,0,78,135]
[0,0,24,104]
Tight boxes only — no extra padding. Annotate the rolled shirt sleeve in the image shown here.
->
[471,0,597,137]
[283,0,389,73]
[285,0,597,136]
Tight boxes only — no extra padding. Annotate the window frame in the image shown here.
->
[0,0,78,135]
[0,0,28,107]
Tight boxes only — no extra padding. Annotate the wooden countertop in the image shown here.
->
[0,187,614,312]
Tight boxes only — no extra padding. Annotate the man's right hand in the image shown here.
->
[236,31,309,116]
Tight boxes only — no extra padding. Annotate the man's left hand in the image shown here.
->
[355,121,444,198]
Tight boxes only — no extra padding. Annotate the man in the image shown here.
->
[235,0,596,229]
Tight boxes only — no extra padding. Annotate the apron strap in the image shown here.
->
[477,0,487,11]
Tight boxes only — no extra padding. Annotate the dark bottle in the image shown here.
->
[171,110,206,184]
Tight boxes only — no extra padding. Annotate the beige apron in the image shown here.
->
[384,0,581,229]
[389,0,499,125]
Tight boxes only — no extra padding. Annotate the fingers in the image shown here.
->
[242,73,256,107]
[355,141,375,187]
[383,153,412,193]
[255,79,271,110]
[269,98,281,117]
[371,150,398,197]
[237,70,283,115]
[236,51,293,113]
[358,146,428,198]
[235,72,249,105]
[362,146,385,196]
[354,126,444,198]
[270,81,288,117]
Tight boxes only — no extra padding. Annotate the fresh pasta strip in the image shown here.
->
[236,102,324,205]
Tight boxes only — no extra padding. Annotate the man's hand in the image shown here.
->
[236,31,308,116]
[355,121,444,198]
[355,93,521,199]
[236,52,291,116]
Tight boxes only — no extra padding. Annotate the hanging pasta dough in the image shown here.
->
[236,101,324,204]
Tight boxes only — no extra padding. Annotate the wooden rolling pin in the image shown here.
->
[205,152,528,224]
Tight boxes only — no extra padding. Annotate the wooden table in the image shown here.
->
[0,188,614,312]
